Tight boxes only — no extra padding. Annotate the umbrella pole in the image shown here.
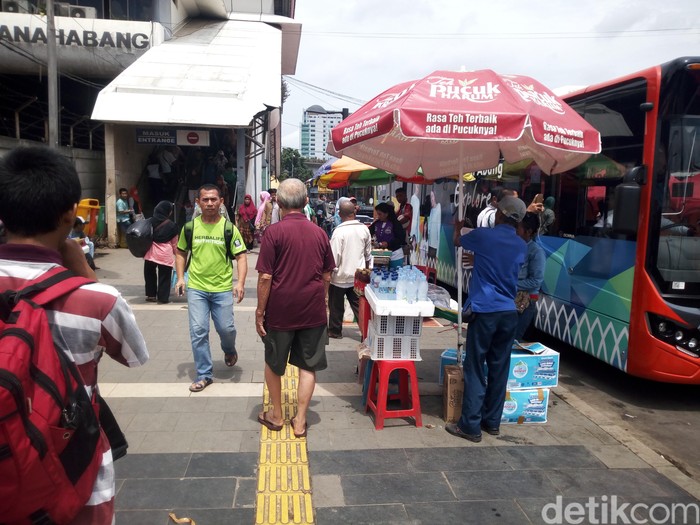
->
[457,144,464,364]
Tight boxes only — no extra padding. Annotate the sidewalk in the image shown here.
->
[93,247,699,525]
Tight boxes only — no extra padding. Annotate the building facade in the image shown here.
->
[300,105,343,161]
[0,0,300,244]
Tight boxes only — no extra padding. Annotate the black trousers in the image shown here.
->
[144,260,173,303]
[328,284,360,336]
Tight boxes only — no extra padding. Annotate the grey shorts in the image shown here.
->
[263,324,328,376]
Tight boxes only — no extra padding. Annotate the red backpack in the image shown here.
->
[0,268,103,525]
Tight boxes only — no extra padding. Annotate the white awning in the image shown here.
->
[91,19,282,127]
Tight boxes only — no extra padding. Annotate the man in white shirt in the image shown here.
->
[269,188,280,224]
[328,200,372,339]
[477,188,517,228]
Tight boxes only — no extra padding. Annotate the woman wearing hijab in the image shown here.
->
[238,194,257,250]
[255,190,271,239]
[144,201,180,304]
[369,201,407,268]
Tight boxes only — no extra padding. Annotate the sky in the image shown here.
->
[281,0,700,150]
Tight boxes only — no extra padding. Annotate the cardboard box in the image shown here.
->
[501,388,550,424]
[440,345,559,390]
[508,344,560,390]
[443,365,464,423]
[439,348,459,385]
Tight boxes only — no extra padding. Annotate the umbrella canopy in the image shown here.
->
[329,69,601,179]
[329,69,602,356]
[313,156,430,189]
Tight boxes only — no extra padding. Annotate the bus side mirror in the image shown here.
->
[613,183,641,237]
[625,165,647,185]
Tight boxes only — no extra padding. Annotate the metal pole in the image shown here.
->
[46,0,59,148]
[457,143,464,363]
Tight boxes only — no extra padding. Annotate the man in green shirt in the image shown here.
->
[175,184,248,392]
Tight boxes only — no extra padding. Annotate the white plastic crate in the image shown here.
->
[370,311,423,337]
[366,325,422,361]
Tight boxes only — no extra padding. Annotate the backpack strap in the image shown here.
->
[183,221,194,271]
[19,268,93,307]
[0,268,92,315]
[184,221,194,252]
[224,219,234,264]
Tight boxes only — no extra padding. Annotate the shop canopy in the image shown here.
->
[92,18,289,127]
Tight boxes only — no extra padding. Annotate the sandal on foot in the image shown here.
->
[290,417,308,438]
[257,411,283,432]
[224,351,238,367]
[189,377,213,392]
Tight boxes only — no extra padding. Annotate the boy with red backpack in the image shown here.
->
[0,146,149,524]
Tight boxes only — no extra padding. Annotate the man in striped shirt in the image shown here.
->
[0,146,149,525]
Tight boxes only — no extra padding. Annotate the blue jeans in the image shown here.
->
[187,288,237,381]
[514,300,537,341]
[459,311,518,435]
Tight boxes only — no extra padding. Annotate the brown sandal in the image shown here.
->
[188,378,213,392]
[224,351,238,367]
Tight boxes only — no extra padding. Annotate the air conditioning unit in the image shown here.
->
[1,0,34,13]
[69,5,97,18]
[53,1,70,16]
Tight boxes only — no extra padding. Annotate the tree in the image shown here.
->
[280,147,313,182]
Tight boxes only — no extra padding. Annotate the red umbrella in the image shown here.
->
[329,69,601,179]
[329,69,601,354]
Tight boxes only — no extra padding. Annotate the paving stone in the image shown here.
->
[168,508,255,524]
[115,477,236,509]
[186,452,257,478]
[499,445,605,470]
[445,470,559,500]
[406,500,529,524]
[115,453,190,479]
[315,504,410,524]
[127,412,178,432]
[190,430,245,452]
[340,472,453,505]
[136,430,197,453]
[233,477,257,508]
[545,468,684,498]
[404,446,509,472]
[310,449,411,476]
[311,474,345,507]
[115,510,172,525]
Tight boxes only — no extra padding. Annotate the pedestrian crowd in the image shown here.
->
[0,144,555,524]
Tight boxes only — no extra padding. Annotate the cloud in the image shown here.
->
[282,0,700,148]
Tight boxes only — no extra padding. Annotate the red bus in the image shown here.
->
[530,57,700,383]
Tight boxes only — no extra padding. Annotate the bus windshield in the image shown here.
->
[656,118,700,291]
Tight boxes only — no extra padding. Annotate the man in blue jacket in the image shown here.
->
[448,196,528,442]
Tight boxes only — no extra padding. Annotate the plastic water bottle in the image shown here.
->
[379,273,388,299]
[406,274,417,304]
[396,271,407,302]
[372,272,381,295]
[417,274,429,302]
[388,273,398,300]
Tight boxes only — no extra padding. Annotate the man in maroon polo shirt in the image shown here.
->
[255,178,336,438]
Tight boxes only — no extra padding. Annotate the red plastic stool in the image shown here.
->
[365,360,422,430]
[358,296,371,340]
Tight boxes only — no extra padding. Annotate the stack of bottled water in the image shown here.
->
[369,266,429,303]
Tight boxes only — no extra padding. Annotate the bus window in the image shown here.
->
[586,186,606,226]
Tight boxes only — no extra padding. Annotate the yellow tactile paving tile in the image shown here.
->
[256,365,314,524]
